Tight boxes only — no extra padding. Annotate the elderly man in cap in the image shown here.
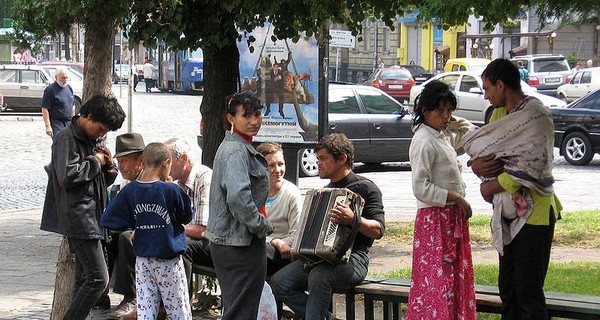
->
[105,132,146,318]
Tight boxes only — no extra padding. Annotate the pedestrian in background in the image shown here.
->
[101,142,193,320]
[517,60,529,83]
[472,58,561,318]
[205,91,273,320]
[41,68,76,138]
[256,142,301,276]
[406,80,476,320]
[41,95,126,320]
[143,59,157,92]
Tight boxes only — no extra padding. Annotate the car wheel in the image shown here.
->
[559,93,568,103]
[300,148,319,177]
[561,131,594,165]
[113,75,118,84]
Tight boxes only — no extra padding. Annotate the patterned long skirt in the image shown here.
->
[406,205,476,320]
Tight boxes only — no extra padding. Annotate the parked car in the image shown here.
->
[408,71,567,125]
[443,58,491,73]
[38,65,84,86]
[365,66,416,102]
[398,64,434,85]
[0,64,83,112]
[556,67,600,103]
[510,54,572,96]
[552,88,600,165]
[113,64,131,83]
[38,61,85,74]
[197,83,414,176]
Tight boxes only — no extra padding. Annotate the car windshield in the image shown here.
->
[534,59,570,72]
[45,67,83,81]
[379,69,411,80]
[403,65,427,75]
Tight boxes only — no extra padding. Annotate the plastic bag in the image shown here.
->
[257,282,278,320]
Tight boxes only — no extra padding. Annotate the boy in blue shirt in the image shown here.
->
[101,142,193,320]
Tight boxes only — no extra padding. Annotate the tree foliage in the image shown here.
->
[12,0,600,165]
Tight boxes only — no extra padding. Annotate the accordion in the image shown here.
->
[292,188,364,265]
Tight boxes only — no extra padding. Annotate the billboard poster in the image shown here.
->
[238,23,320,143]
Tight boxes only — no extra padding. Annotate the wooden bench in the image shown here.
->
[348,278,600,320]
[191,263,359,319]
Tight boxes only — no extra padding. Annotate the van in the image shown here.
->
[443,58,491,73]
[510,54,572,96]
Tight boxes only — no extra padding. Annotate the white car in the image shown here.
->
[0,64,83,112]
[557,67,600,103]
[409,71,566,125]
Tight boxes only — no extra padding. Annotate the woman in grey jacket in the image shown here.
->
[206,91,273,320]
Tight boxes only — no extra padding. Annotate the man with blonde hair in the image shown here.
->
[41,68,75,137]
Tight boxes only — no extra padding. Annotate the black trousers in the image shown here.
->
[113,230,136,299]
[499,209,556,320]
[210,236,266,320]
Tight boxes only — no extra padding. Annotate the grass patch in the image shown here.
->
[370,262,600,295]
[383,210,600,248]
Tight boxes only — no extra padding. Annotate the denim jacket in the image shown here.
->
[206,133,273,246]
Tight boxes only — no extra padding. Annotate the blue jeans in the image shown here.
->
[270,249,369,320]
[63,238,109,320]
[50,118,70,137]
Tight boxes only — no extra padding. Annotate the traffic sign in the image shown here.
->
[329,30,355,48]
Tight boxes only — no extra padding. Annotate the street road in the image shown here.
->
[1,86,599,221]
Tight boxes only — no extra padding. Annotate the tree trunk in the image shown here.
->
[82,15,115,103]
[50,237,75,320]
[201,42,241,168]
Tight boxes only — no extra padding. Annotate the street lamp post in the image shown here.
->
[472,42,479,58]
[548,32,556,54]
[595,25,600,66]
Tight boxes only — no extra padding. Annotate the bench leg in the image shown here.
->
[364,295,375,320]
[345,293,355,320]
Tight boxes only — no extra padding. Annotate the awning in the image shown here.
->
[508,45,527,56]
[434,45,450,56]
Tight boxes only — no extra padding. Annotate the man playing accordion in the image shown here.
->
[270,133,386,319]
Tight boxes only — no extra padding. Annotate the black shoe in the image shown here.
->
[94,294,111,310]
[264,108,271,117]
[278,106,285,118]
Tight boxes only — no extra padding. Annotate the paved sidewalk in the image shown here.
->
[0,208,219,320]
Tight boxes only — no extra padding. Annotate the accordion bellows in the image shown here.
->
[292,188,364,265]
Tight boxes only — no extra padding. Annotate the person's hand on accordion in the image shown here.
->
[329,200,354,226]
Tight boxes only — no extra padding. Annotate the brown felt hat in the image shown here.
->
[114,133,145,158]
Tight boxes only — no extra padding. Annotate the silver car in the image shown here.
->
[408,71,566,125]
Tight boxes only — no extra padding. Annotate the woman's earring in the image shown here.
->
[230,123,234,134]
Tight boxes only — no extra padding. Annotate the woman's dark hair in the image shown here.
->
[223,91,263,130]
[412,80,457,128]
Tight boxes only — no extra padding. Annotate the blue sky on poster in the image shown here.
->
[237,24,320,125]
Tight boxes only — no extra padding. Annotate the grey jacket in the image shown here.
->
[41,116,117,239]
[206,133,273,246]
